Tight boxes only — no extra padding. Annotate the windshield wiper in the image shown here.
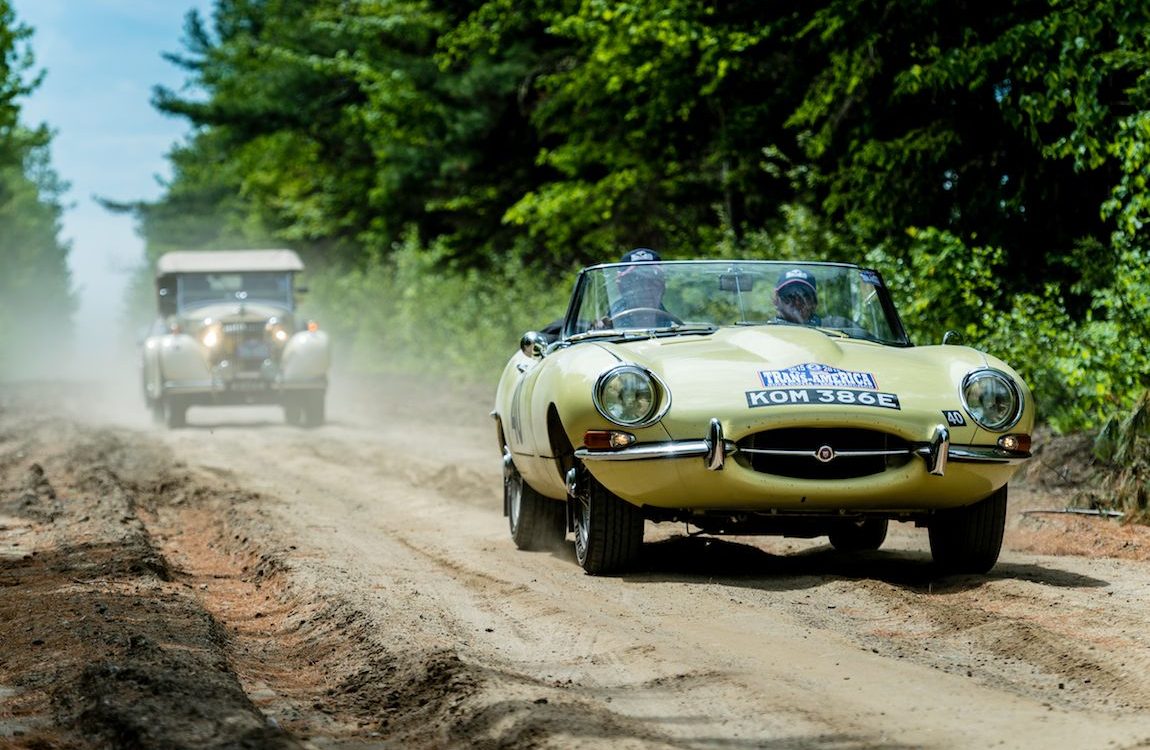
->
[567,322,717,343]
[811,326,850,339]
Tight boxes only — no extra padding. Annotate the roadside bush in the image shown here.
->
[1086,391,1150,522]
[306,233,571,384]
[862,228,1150,433]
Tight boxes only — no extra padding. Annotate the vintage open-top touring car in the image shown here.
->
[493,258,1034,574]
[141,249,330,428]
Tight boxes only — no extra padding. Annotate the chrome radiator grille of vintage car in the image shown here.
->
[222,322,272,371]
[736,428,914,479]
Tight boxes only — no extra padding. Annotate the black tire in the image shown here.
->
[828,518,888,552]
[573,471,644,575]
[506,461,566,551]
[283,397,303,426]
[301,391,325,427]
[928,485,1009,574]
[165,396,188,429]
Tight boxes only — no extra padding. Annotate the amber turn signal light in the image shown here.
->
[583,430,637,450]
[997,434,1031,453]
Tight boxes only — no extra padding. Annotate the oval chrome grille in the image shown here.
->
[736,428,913,479]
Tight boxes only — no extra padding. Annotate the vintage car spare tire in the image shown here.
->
[505,459,565,551]
[928,485,1009,574]
[574,470,644,575]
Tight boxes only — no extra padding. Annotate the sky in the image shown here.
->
[10,0,214,371]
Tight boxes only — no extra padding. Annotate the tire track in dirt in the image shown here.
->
[0,407,301,749]
[152,407,1150,749]
[9,379,1150,749]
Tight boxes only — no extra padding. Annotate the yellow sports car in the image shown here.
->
[493,258,1034,575]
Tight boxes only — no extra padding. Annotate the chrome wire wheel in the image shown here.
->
[572,469,643,574]
[507,470,523,530]
[574,492,592,567]
[505,452,566,551]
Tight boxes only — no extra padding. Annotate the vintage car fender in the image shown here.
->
[154,333,213,384]
[281,329,330,384]
[141,337,164,403]
[498,342,672,499]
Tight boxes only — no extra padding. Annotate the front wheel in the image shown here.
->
[301,391,325,427]
[283,398,302,426]
[506,458,565,551]
[164,395,188,429]
[928,485,1008,574]
[573,470,644,575]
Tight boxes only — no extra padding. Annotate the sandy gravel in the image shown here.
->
[2,372,1150,749]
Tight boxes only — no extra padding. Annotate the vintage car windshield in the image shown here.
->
[175,272,293,311]
[565,261,909,345]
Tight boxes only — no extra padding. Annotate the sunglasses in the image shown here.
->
[779,287,816,305]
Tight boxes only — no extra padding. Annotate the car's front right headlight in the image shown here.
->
[593,365,667,427]
[266,317,290,344]
[961,369,1021,431]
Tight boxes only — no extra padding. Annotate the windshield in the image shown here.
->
[175,272,293,311]
[564,261,909,345]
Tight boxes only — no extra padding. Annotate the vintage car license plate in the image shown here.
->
[237,338,270,359]
[745,388,901,409]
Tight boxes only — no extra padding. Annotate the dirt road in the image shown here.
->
[3,374,1150,749]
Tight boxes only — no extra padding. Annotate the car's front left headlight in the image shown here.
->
[199,321,222,349]
[961,369,1021,431]
[593,365,668,427]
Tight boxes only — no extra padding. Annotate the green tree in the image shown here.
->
[0,1,75,377]
[135,0,1150,428]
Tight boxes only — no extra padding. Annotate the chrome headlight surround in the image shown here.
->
[960,369,1022,432]
[592,365,669,427]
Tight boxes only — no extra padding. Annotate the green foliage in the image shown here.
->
[125,0,1150,439]
[0,2,75,377]
[305,232,570,381]
[865,228,1005,343]
[1087,391,1150,522]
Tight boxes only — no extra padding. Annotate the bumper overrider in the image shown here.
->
[573,419,1030,476]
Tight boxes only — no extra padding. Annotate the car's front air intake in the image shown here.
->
[736,427,914,479]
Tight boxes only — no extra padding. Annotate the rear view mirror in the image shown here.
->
[520,331,548,359]
[719,273,754,292]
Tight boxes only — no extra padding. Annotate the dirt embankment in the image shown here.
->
[3,378,1150,749]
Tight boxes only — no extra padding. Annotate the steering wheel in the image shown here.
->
[608,307,684,326]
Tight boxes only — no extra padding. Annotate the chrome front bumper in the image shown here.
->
[573,421,1030,477]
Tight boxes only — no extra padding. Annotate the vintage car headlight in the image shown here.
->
[961,369,1022,431]
[593,365,668,427]
[199,322,222,349]
[266,318,290,344]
